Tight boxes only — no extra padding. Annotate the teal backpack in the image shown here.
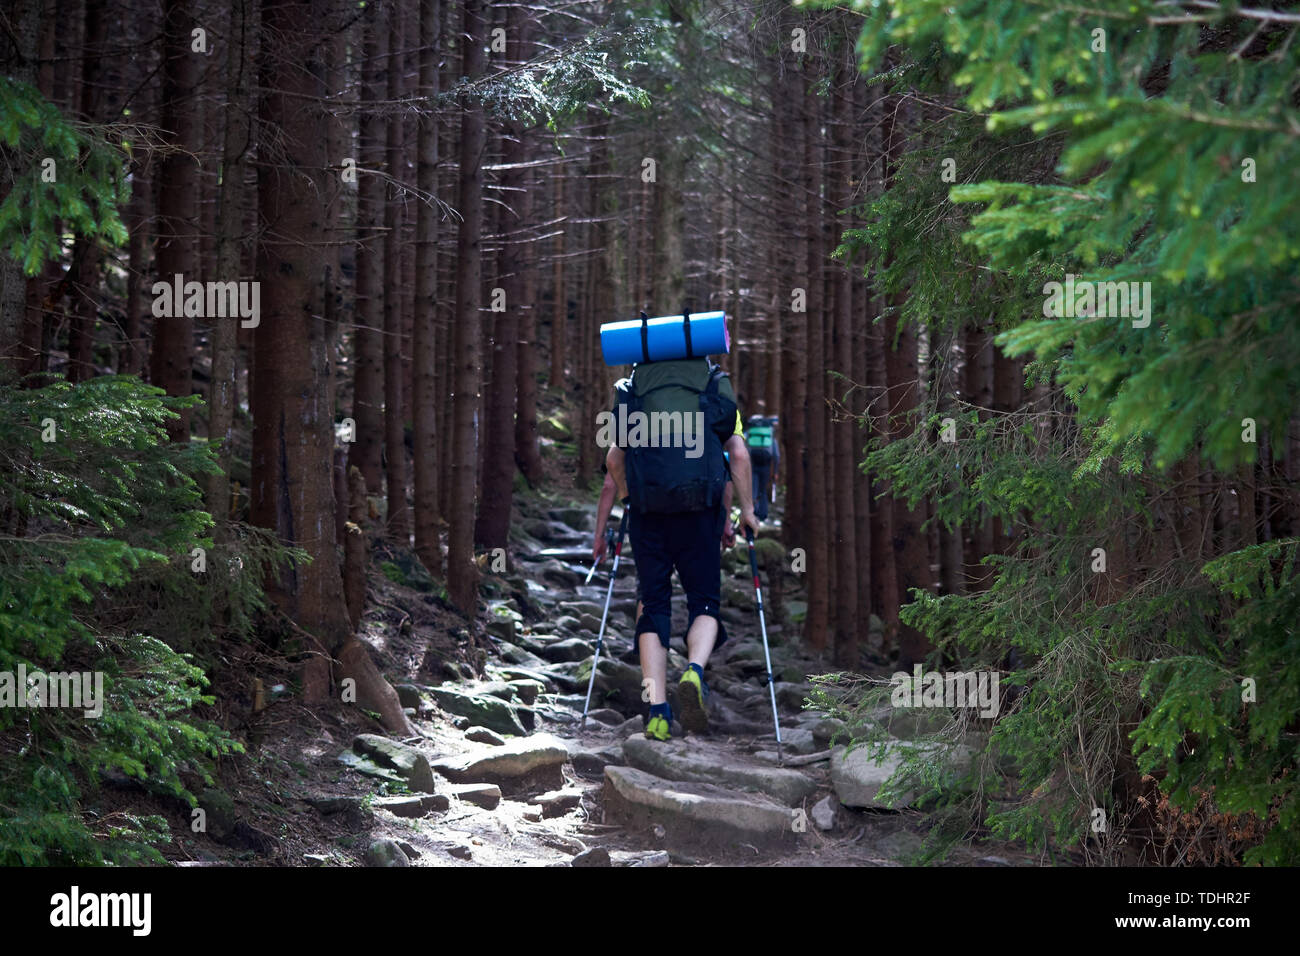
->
[746,418,774,464]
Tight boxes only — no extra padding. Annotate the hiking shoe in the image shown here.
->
[644,715,671,741]
[677,669,709,734]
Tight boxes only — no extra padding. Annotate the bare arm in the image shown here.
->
[723,435,758,537]
[606,445,628,502]
[594,471,617,561]
[722,478,735,547]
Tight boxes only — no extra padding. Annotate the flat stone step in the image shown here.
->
[602,765,796,851]
[622,736,816,807]
[432,733,569,794]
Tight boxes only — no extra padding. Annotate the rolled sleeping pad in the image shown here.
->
[600,310,730,366]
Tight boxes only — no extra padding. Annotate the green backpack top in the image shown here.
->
[610,358,738,513]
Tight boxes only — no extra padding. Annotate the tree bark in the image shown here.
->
[351,2,387,495]
[549,171,566,389]
[801,62,830,654]
[150,0,200,436]
[476,10,532,547]
[446,0,487,613]
[383,1,410,542]
[413,0,443,576]
[830,55,858,668]
[208,0,251,538]
[254,0,410,735]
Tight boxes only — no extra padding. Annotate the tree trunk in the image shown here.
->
[549,171,566,389]
[383,1,410,543]
[150,0,200,437]
[208,0,251,539]
[446,0,487,613]
[830,56,858,668]
[254,0,411,735]
[413,0,443,576]
[776,36,805,555]
[801,63,830,654]
[344,466,368,631]
[964,319,995,588]
[477,10,532,547]
[880,90,930,667]
[351,3,387,495]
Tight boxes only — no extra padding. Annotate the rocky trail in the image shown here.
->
[179,497,1033,868]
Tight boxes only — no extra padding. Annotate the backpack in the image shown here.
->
[746,419,774,465]
[613,358,737,514]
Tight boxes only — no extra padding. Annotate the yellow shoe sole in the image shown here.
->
[677,671,709,734]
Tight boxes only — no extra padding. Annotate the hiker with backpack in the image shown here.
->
[603,354,758,740]
[745,415,779,522]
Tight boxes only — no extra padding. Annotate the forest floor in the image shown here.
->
[144,485,1044,868]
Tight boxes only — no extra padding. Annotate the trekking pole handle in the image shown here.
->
[614,502,629,552]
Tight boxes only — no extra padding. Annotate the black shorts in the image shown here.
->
[627,504,729,652]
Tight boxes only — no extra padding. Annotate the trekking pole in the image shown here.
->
[745,526,783,764]
[581,504,630,730]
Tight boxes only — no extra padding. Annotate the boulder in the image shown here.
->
[615,716,644,737]
[879,705,954,741]
[507,679,547,704]
[350,735,436,793]
[811,717,848,750]
[471,680,521,702]
[538,560,585,588]
[394,683,424,709]
[810,795,837,831]
[444,782,502,810]
[610,850,670,868]
[492,643,552,669]
[523,519,585,543]
[571,847,611,867]
[464,726,505,746]
[575,657,644,715]
[830,739,973,809]
[541,637,595,663]
[534,788,584,818]
[557,600,605,619]
[303,794,364,815]
[486,616,519,641]
[547,507,592,531]
[432,733,570,794]
[570,742,625,777]
[430,686,528,737]
[552,614,583,633]
[489,665,555,689]
[753,727,816,756]
[372,794,451,817]
[585,707,624,726]
[364,839,410,867]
